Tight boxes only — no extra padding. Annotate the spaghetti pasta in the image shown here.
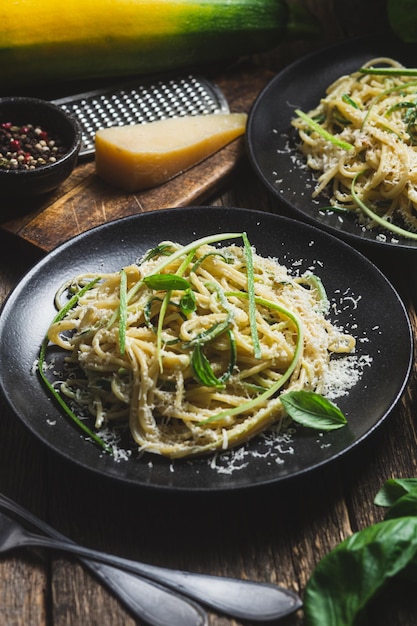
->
[45,233,355,458]
[291,57,417,239]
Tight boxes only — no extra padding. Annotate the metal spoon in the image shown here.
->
[0,494,302,622]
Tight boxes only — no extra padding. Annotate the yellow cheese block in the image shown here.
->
[95,112,247,192]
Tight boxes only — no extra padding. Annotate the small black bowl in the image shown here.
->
[0,97,82,197]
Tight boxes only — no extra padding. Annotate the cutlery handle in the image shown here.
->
[23,533,301,621]
[84,562,207,626]
[135,565,302,621]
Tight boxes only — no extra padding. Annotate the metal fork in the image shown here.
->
[0,494,302,623]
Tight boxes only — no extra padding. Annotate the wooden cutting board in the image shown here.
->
[0,64,273,252]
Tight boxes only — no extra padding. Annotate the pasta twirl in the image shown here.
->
[45,233,355,458]
[292,57,417,238]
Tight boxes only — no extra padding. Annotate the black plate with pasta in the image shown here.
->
[246,36,417,251]
[0,207,412,491]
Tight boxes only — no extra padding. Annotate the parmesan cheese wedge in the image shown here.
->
[95,113,247,192]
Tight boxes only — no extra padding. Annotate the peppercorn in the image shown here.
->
[0,122,67,170]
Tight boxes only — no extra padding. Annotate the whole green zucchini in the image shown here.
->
[0,0,289,89]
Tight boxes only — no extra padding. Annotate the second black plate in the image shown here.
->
[246,36,417,251]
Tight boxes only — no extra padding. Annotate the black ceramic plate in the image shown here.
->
[0,207,412,491]
[246,36,417,251]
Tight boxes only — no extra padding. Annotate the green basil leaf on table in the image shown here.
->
[383,486,417,520]
[304,516,417,626]
[374,477,417,508]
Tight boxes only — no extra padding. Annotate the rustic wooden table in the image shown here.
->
[1,6,417,625]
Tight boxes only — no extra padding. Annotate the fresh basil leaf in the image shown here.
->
[374,477,417,508]
[280,390,347,431]
[384,486,417,519]
[304,516,417,626]
[191,344,225,389]
[180,288,196,315]
[144,273,191,291]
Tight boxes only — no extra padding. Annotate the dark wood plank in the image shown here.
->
[0,559,47,625]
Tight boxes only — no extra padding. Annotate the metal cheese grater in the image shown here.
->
[53,74,229,158]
